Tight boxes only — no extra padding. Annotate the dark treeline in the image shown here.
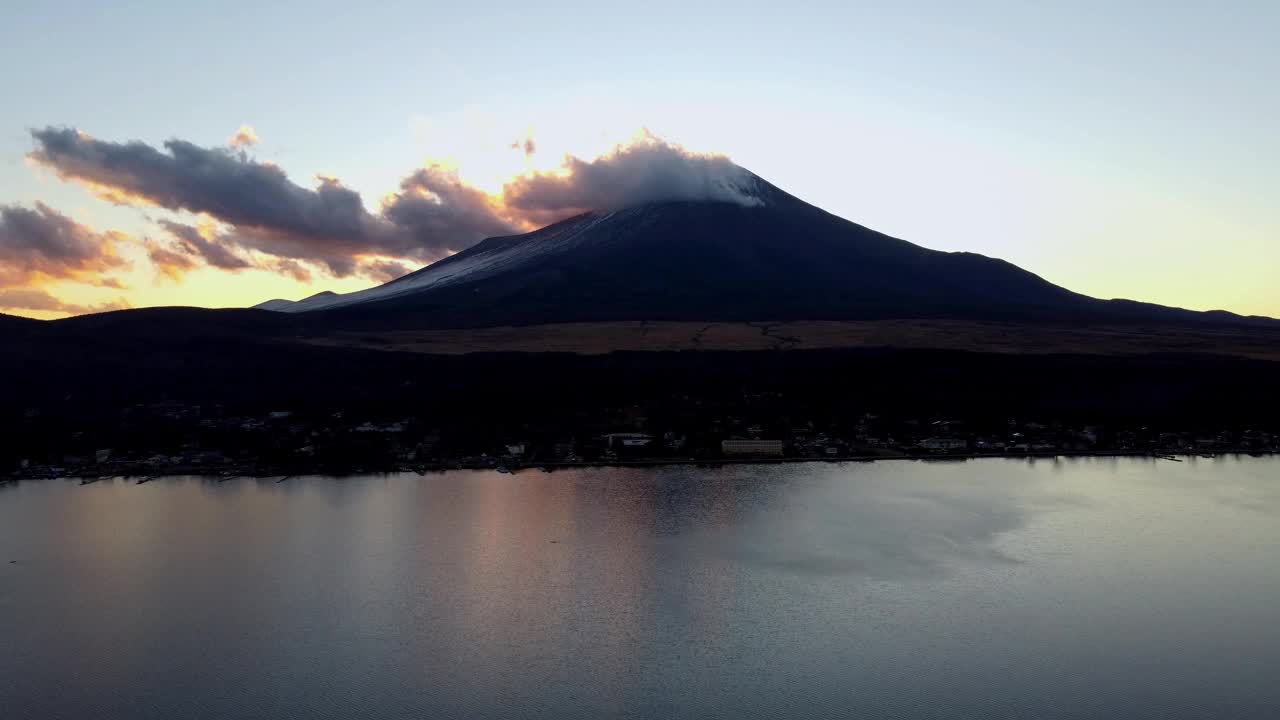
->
[4,322,1279,469]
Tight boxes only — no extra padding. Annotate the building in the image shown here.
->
[603,433,654,449]
[919,437,966,451]
[721,439,784,456]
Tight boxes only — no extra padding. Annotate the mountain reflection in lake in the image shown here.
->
[2,457,1278,719]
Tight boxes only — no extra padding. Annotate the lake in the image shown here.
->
[2,457,1278,719]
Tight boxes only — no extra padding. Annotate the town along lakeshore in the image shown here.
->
[6,346,1279,481]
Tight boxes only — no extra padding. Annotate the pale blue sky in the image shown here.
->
[2,1,1277,316]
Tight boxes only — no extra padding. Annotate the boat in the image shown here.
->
[496,466,512,474]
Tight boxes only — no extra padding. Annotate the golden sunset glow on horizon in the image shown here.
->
[4,125,759,320]
[3,8,1279,323]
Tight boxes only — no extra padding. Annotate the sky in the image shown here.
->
[1,0,1277,320]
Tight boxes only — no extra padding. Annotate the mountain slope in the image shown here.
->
[257,172,1270,329]
[0,312,40,327]
[253,291,339,312]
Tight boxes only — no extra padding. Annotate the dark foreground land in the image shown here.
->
[3,310,1280,477]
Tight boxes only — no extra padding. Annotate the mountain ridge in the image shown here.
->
[250,171,1275,329]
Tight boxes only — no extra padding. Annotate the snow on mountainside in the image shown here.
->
[252,291,340,312]
[254,171,781,315]
[257,212,625,313]
[251,167,1075,323]
[246,168,1274,328]
[252,298,301,311]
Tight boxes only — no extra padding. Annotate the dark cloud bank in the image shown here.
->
[0,202,133,314]
[0,202,126,287]
[28,127,760,283]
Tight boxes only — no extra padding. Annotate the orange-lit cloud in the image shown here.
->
[358,258,414,283]
[26,125,756,290]
[0,287,130,315]
[0,202,138,317]
[0,202,129,288]
[501,131,760,225]
[266,258,313,283]
[146,242,199,282]
[28,127,456,277]
[382,163,522,242]
[158,220,252,270]
[228,125,260,148]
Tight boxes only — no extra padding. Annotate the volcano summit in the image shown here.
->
[254,171,1270,330]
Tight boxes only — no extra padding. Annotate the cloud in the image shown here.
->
[510,135,536,157]
[146,243,199,281]
[0,287,130,315]
[359,259,414,283]
[158,220,251,270]
[0,202,127,287]
[148,221,382,284]
[29,127,516,276]
[228,125,260,148]
[28,126,762,284]
[381,165,519,251]
[29,127,392,264]
[502,131,761,222]
[267,258,313,283]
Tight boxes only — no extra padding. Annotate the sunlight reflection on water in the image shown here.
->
[2,456,1277,719]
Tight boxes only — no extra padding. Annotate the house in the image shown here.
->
[603,433,653,449]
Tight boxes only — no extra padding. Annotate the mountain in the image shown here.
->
[253,172,1274,329]
[252,291,338,312]
[0,312,39,327]
[6,173,1279,444]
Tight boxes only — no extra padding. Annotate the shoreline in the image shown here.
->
[6,449,1276,483]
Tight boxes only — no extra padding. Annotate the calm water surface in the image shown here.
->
[2,457,1278,719]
